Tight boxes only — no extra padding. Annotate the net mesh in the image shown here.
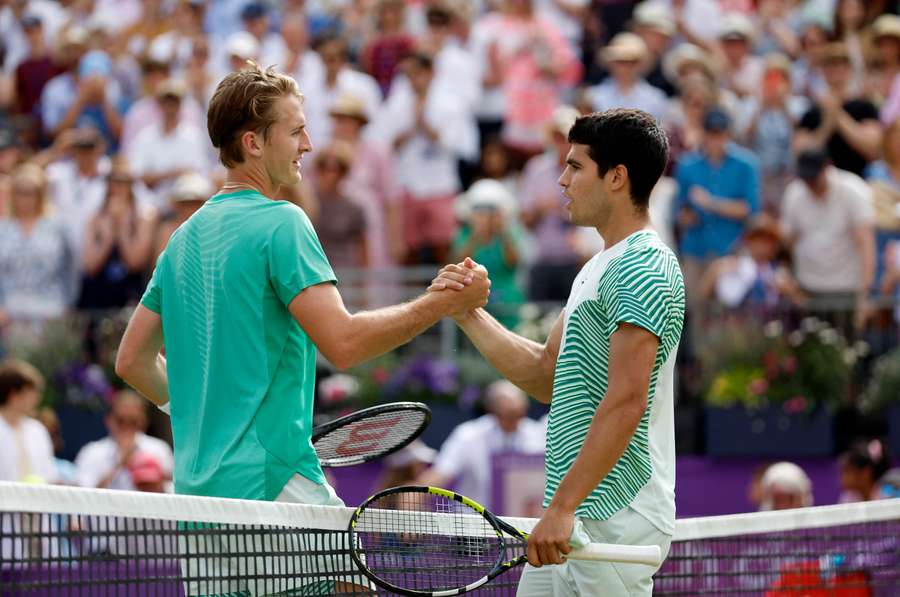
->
[1,482,898,596]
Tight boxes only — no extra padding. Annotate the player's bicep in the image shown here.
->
[606,322,659,411]
[117,305,164,374]
[288,283,354,366]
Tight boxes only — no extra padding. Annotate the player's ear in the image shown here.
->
[610,164,629,192]
[241,131,263,157]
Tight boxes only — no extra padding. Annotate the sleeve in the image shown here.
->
[267,205,337,306]
[845,176,875,227]
[607,250,674,341]
[32,423,59,484]
[431,426,471,479]
[74,443,103,488]
[798,106,821,131]
[140,251,165,314]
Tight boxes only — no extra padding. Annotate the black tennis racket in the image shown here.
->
[348,485,663,596]
[312,402,431,467]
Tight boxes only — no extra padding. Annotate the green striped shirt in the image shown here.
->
[544,230,684,533]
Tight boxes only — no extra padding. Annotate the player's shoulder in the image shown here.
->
[616,231,682,280]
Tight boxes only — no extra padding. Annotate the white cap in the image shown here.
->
[719,13,755,41]
[761,461,813,505]
[226,31,260,59]
[455,179,516,220]
[383,440,438,469]
[633,2,675,36]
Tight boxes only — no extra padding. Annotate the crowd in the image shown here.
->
[2,0,900,508]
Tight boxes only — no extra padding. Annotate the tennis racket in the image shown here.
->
[348,485,663,596]
[313,402,431,467]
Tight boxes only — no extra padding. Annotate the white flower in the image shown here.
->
[818,329,839,345]
[853,341,870,358]
[519,303,540,322]
[764,321,783,338]
[788,331,804,346]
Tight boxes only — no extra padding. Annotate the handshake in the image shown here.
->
[427,257,492,318]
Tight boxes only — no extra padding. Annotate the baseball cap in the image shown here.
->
[795,149,829,181]
[702,107,731,132]
[241,2,267,20]
[128,452,165,485]
[226,31,260,59]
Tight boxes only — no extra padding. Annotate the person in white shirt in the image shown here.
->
[588,33,669,122]
[0,359,57,484]
[74,389,173,491]
[129,78,213,209]
[370,52,478,264]
[781,149,876,335]
[416,380,545,507]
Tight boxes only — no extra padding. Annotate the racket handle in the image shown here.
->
[566,543,662,567]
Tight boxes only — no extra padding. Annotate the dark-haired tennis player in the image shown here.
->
[431,109,684,595]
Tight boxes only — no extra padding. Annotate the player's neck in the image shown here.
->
[596,209,651,248]
[220,168,274,199]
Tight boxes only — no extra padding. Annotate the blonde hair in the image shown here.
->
[10,162,47,219]
[207,61,302,168]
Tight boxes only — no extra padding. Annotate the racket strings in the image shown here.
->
[315,410,428,466]
[353,492,504,591]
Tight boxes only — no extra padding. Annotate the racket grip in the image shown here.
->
[566,543,662,567]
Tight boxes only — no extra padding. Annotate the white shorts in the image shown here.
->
[181,474,371,596]
[516,507,671,597]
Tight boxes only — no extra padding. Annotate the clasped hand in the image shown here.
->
[428,257,492,317]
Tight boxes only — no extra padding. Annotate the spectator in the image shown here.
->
[519,106,582,302]
[234,2,284,72]
[329,94,403,268]
[375,439,437,491]
[875,467,900,499]
[372,52,476,264]
[0,127,24,178]
[0,359,57,484]
[280,14,325,100]
[35,406,77,486]
[152,171,211,261]
[870,14,900,117]
[673,107,760,317]
[127,452,167,493]
[630,1,677,97]
[453,179,526,328]
[12,14,60,140]
[759,461,813,511]
[664,72,720,168]
[716,13,764,99]
[736,53,809,212]
[41,126,111,260]
[838,438,891,502]
[145,0,207,74]
[221,31,261,78]
[795,41,882,178]
[699,213,805,314]
[586,32,669,122]
[41,48,126,150]
[475,136,519,198]
[416,380,545,507]
[0,163,76,326]
[832,0,873,87]
[468,0,581,158]
[74,389,173,491]
[417,3,480,114]
[864,117,900,289]
[361,0,415,97]
[128,78,211,209]
[791,17,830,101]
[303,33,382,146]
[120,56,205,157]
[77,159,155,311]
[752,0,799,58]
[312,142,368,271]
[781,149,876,335]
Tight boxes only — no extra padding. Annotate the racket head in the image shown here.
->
[348,485,515,597]
[312,402,431,467]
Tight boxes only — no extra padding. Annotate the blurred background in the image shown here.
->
[1,0,900,521]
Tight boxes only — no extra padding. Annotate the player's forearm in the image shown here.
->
[455,309,555,402]
[546,389,647,514]
[119,353,169,407]
[335,293,450,369]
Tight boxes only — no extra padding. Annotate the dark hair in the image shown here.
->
[567,109,669,209]
[0,359,44,406]
[842,439,891,481]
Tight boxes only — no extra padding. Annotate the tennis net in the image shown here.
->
[0,481,898,596]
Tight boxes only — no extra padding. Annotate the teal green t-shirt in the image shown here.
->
[141,190,336,501]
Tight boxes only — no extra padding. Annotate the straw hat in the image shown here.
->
[329,94,369,124]
[601,32,648,63]
[663,43,717,83]
[631,2,675,37]
[872,14,900,40]
[718,13,755,42]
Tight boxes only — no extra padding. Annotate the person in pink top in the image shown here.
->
[470,0,582,160]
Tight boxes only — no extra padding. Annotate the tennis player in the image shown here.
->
[432,109,684,595]
[115,62,489,594]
